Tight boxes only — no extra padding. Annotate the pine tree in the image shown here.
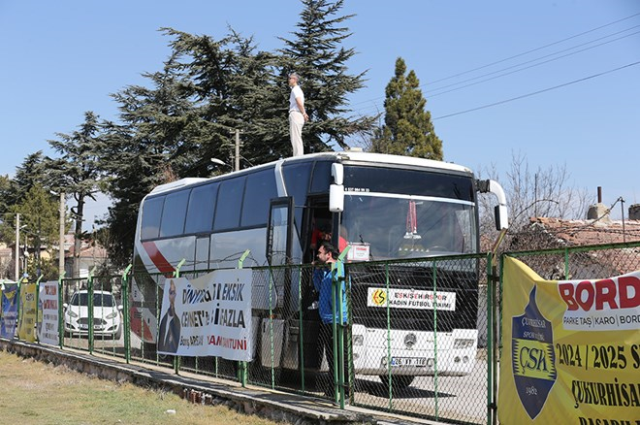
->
[279,0,375,152]
[47,111,105,277]
[10,151,47,205]
[99,55,202,267]
[372,57,443,160]
[164,28,284,167]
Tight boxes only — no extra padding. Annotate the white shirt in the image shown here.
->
[289,85,304,113]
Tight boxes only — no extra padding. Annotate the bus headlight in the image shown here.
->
[404,333,417,348]
[353,334,364,346]
[453,338,474,349]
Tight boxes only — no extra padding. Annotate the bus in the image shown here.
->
[130,151,507,387]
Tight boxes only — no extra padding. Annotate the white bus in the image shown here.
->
[130,151,507,387]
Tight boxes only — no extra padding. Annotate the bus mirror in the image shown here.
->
[329,184,344,212]
[478,179,509,231]
[331,163,344,185]
[495,204,508,230]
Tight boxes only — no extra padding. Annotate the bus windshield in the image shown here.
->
[341,195,476,261]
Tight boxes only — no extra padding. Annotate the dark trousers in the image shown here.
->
[318,321,349,396]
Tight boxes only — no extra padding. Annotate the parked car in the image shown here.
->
[63,290,122,339]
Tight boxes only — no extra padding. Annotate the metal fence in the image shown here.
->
[3,241,639,425]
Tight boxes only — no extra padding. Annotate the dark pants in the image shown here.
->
[318,321,349,396]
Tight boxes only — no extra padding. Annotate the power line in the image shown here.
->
[425,26,640,98]
[428,11,640,86]
[349,11,640,115]
[432,60,640,120]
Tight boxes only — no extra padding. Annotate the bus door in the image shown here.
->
[261,197,294,369]
[266,197,293,267]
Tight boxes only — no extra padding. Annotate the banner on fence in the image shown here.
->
[157,269,252,361]
[499,256,640,424]
[17,283,36,342]
[1,282,18,339]
[38,281,60,346]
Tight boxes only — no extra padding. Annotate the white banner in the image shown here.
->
[38,281,60,346]
[366,287,457,311]
[558,272,640,331]
[157,269,253,361]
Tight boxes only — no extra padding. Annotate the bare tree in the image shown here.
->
[478,151,590,251]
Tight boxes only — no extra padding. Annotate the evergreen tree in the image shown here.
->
[47,111,105,277]
[10,151,47,205]
[100,54,205,266]
[0,184,60,279]
[371,57,443,160]
[279,0,375,152]
[0,175,12,219]
[164,28,283,168]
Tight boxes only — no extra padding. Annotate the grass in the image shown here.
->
[0,350,286,425]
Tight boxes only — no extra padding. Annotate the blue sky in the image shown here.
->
[1,1,639,226]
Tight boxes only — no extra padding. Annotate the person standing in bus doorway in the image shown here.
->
[313,241,349,398]
[288,72,308,156]
[158,279,181,354]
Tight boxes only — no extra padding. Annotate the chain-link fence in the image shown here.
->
[59,273,127,359]
[4,241,638,425]
[345,254,493,424]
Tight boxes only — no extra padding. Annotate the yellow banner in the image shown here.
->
[498,257,640,424]
[17,283,37,342]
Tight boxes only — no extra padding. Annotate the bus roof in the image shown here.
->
[148,152,473,196]
[290,151,473,174]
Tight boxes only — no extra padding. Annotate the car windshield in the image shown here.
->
[341,194,477,261]
[70,292,116,307]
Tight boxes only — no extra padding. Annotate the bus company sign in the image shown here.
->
[367,287,456,311]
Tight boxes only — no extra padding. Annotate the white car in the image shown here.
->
[64,290,123,339]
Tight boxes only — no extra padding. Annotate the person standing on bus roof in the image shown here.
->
[288,72,308,156]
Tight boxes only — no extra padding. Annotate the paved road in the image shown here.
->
[350,359,489,424]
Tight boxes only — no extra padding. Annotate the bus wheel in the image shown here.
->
[379,375,414,390]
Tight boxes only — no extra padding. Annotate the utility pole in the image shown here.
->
[235,129,241,172]
[14,213,20,281]
[59,192,65,276]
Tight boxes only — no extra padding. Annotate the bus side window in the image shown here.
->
[282,162,311,234]
[310,161,331,193]
[141,196,165,240]
[214,177,246,231]
[241,170,277,227]
[185,183,219,234]
[159,190,190,238]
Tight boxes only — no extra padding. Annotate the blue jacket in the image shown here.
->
[313,262,348,325]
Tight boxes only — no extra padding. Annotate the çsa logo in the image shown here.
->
[512,286,557,420]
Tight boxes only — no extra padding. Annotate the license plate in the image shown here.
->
[390,357,427,367]
[79,324,89,330]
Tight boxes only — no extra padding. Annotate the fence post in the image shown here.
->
[172,259,186,375]
[333,246,350,408]
[58,271,66,349]
[88,266,96,354]
[297,263,305,392]
[489,226,507,425]
[35,274,43,343]
[121,264,132,363]
[237,250,250,387]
